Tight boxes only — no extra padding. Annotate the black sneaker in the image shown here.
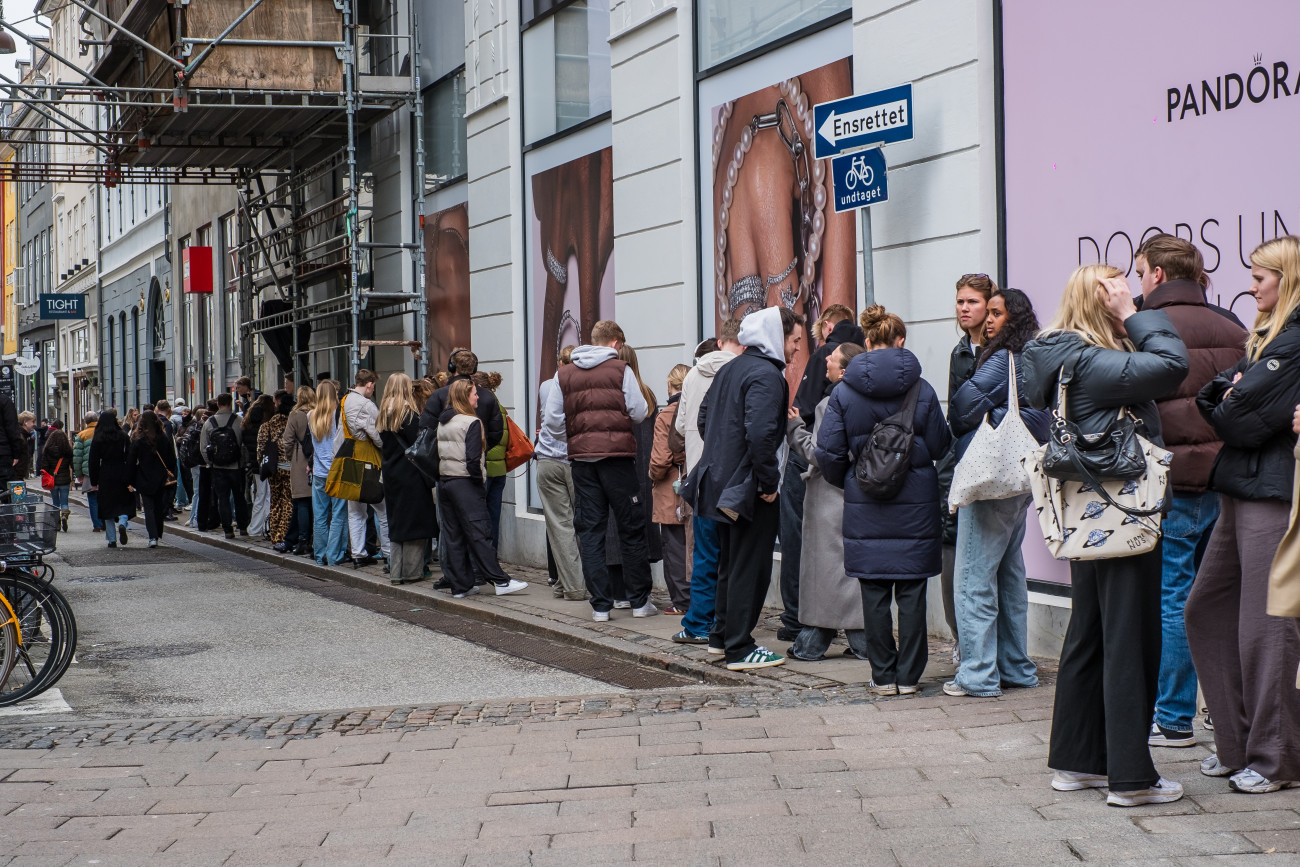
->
[1202,708,1214,731]
[1148,722,1196,748]
[776,627,800,642]
[118,525,128,545]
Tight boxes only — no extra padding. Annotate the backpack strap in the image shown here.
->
[339,396,354,441]
[899,380,922,432]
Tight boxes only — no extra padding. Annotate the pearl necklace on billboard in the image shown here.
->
[713,76,827,324]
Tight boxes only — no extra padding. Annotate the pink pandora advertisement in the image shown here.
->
[1002,0,1300,582]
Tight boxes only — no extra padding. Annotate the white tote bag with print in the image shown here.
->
[948,354,1041,513]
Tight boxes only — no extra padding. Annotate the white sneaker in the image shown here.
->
[631,602,658,618]
[495,579,528,596]
[147,538,158,548]
[1107,777,1184,807]
[706,645,724,655]
[1200,754,1236,777]
[592,610,610,622]
[1051,770,1108,791]
[613,600,632,609]
[1230,768,1299,794]
[452,586,480,598]
[867,681,898,696]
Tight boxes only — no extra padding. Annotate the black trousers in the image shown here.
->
[778,453,808,632]
[439,477,510,594]
[211,467,250,532]
[1049,546,1162,792]
[570,458,652,612]
[710,497,780,663]
[140,488,171,541]
[860,578,929,687]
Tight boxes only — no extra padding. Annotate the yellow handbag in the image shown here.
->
[324,396,385,503]
[1266,442,1300,621]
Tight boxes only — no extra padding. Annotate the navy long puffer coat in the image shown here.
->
[816,346,951,581]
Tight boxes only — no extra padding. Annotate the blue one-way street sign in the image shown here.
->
[830,148,888,213]
[813,84,914,160]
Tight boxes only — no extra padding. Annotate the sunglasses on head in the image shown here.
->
[960,273,989,281]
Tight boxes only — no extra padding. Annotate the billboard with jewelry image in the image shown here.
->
[424,202,472,376]
[703,39,857,397]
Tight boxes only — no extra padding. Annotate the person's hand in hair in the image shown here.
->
[1098,275,1138,335]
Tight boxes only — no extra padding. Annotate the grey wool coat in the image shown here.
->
[786,398,864,631]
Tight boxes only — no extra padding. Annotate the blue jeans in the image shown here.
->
[954,494,1038,696]
[51,484,69,510]
[103,512,129,543]
[312,475,349,565]
[485,474,506,548]
[173,457,190,507]
[680,515,720,638]
[87,489,102,530]
[1156,490,1218,732]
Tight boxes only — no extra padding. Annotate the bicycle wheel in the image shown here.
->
[0,571,78,706]
[0,594,18,690]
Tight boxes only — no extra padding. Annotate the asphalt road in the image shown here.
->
[7,509,617,720]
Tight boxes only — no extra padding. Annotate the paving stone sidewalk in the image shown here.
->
[144,513,981,692]
[2,684,1296,865]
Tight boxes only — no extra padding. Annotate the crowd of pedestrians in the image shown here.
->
[9,230,1298,812]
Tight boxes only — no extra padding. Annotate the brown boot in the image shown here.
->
[60,509,70,532]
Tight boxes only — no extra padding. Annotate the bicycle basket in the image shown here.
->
[0,501,60,558]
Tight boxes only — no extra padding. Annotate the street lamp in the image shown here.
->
[0,3,16,55]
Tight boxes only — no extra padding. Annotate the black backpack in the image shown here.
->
[853,380,921,500]
[204,414,241,466]
[179,424,203,469]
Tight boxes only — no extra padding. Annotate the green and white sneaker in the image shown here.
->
[726,646,786,671]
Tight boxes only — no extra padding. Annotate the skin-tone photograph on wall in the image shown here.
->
[711,57,857,395]
[530,147,616,396]
[424,202,471,374]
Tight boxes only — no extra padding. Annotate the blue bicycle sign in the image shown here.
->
[829,148,888,213]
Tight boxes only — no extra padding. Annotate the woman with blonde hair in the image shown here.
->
[279,385,316,555]
[308,379,348,565]
[379,373,437,585]
[650,363,692,613]
[1188,235,1300,794]
[436,379,527,597]
[1022,264,1189,806]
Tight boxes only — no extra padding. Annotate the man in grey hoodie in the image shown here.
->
[693,306,801,671]
[671,318,742,645]
[543,320,652,621]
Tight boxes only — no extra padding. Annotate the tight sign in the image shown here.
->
[39,294,85,319]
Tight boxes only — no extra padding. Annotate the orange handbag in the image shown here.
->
[504,413,535,472]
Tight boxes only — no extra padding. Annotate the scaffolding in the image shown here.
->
[0,0,427,383]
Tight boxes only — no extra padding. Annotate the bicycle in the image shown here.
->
[0,491,78,706]
[843,153,874,190]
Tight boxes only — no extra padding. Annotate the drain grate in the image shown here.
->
[161,535,697,691]
[57,547,196,567]
[80,642,213,662]
[63,574,148,585]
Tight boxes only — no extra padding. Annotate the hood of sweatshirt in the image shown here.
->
[571,345,618,369]
[738,307,786,366]
[841,346,922,400]
[692,349,736,380]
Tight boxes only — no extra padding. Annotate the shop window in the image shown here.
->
[697,0,850,70]
[424,69,467,190]
[523,0,611,144]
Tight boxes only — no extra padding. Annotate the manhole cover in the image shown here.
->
[64,574,147,585]
[81,642,212,661]
[57,547,195,567]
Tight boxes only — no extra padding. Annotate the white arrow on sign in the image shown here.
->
[817,98,910,147]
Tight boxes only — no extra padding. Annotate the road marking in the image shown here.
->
[0,688,73,717]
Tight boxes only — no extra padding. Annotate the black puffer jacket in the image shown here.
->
[815,347,951,581]
[1021,310,1190,448]
[1197,306,1300,503]
[948,349,1052,460]
[794,318,866,425]
[938,333,980,545]
[0,394,22,469]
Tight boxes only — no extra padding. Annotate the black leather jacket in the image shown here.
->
[1197,306,1300,502]
[1021,310,1190,448]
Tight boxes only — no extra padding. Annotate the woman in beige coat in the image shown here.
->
[649,365,692,614]
[279,385,316,555]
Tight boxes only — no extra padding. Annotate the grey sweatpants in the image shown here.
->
[390,539,428,583]
[535,458,586,597]
[1186,496,1300,782]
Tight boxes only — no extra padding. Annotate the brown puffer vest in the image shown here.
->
[558,359,637,459]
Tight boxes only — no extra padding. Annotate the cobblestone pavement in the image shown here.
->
[3,684,1299,865]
